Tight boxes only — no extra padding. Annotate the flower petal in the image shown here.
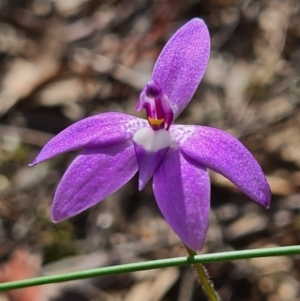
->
[133,127,172,189]
[52,141,138,222]
[30,112,146,165]
[153,148,210,250]
[152,18,210,118]
[172,125,271,208]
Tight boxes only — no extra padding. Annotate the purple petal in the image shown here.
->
[172,125,271,208]
[153,148,210,251]
[30,112,146,165]
[134,143,169,190]
[52,141,138,222]
[133,127,172,189]
[152,18,210,118]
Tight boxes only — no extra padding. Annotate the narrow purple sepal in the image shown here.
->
[153,148,210,251]
[152,18,210,119]
[30,113,146,166]
[173,125,271,208]
[134,141,169,190]
[52,141,138,222]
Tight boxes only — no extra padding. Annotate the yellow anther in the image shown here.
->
[148,117,164,127]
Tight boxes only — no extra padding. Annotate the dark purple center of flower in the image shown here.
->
[145,84,160,98]
[137,81,174,130]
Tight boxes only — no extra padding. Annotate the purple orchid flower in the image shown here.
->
[30,18,271,251]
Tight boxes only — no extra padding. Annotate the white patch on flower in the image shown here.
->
[122,118,148,138]
[170,125,197,145]
[133,127,172,152]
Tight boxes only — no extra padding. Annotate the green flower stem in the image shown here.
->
[185,246,220,301]
[0,245,299,291]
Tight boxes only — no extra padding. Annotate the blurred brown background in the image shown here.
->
[0,0,300,300]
